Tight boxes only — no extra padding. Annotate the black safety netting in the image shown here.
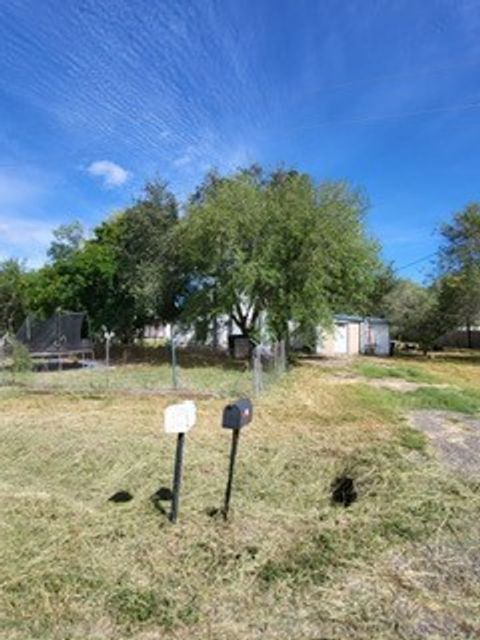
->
[16,312,92,354]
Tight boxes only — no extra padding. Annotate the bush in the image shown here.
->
[6,337,32,376]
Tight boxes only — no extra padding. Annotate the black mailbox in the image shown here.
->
[222,398,253,430]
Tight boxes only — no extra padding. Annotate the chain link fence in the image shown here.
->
[252,340,287,395]
[0,340,288,399]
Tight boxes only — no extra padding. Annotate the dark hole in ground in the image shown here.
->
[205,506,228,520]
[151,486,173,501]
[331,476,357,507]
[150,487,173,515]
[108,490,133,503]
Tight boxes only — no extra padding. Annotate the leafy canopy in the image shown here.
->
[181,166,382,341]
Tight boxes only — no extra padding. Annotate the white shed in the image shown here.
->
[315,315,390,357]
[360,317,391,356]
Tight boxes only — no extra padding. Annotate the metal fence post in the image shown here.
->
[252,346,263,396]
[171,333,178,389]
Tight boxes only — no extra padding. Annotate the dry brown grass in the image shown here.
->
[1,359,480,639]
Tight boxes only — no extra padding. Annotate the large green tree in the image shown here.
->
[0,259,28,334]
[181,166,382,343]
[438,203,480,347]
[28,180,182,341]
[263,173,382,340]
[180,168,267,336]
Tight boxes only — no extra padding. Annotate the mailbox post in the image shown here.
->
[164,401,196,523]
[222,398,253,520]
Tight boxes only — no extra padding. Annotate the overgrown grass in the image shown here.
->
[1,359,480,639]
[354,361,438,383]
[353,381,480,416]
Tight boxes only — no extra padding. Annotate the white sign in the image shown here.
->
[164,401,197,434]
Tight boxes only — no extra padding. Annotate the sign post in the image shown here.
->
[103,328,115,368]
[164,401,196,523]
[221,398,253,520]
[170,431,185,523]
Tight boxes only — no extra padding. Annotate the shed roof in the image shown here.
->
[334,314,363,323]
[333,314,389,325]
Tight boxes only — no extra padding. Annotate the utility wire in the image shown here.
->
[394,252,437,272]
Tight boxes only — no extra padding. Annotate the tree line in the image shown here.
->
[0,164,479,350]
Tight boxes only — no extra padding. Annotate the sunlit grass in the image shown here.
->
[1,356,480,638]
[354,361,438,384]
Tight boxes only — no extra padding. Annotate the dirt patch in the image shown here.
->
[368,378,452,393]
[322,373,452,393]
[328,536,480,639]
[409,410,480,474]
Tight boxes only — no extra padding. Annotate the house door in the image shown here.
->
[334,323,348,354]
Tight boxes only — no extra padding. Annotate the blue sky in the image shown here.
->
[1,0,479,279]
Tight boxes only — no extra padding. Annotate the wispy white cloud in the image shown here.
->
[87,160,130,187]
[0,215,53,247]
[0,170,47,207]
[173,147,195,168]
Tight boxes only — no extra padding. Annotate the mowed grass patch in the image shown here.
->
[1,364,479,639]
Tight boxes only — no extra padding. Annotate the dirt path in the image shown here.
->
[409,410,480,474]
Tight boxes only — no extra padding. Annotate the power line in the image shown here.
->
[394,252,437,272]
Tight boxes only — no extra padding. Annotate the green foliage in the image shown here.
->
[180,168,267,337]
[182,167,381,342]
[8,337,32,374]
[437,203,480,344]
[47,220,85,263]
[27,180,181,341]
[0,259,28,333]
[363,263,396,315]
[2,168,386,345]
[381,279,445,351]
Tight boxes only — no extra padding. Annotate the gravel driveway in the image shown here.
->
[409,410,480,474]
